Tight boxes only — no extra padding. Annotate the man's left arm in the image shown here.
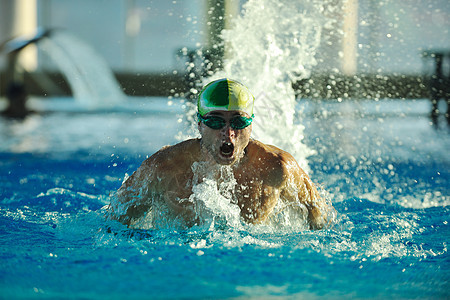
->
[280,152,334,230]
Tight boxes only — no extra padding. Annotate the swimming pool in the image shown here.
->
[0,97,448,299]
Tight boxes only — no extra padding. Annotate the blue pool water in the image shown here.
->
[0,97,449,299]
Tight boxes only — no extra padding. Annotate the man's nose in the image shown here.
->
[221,124,235,139]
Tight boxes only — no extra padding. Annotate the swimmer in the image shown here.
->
[108,78,333,229]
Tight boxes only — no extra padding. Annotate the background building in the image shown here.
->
[0,0,449,97]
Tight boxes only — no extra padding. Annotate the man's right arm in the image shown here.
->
[107,158,155,226]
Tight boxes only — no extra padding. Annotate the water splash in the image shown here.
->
[179,0,333,167]
[39,31,124,107]
[189,163,242,229]
[213,0,332,169]
[174,0,335,230]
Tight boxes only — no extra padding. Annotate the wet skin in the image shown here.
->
[108,110,332,229]
[198,110,253,165]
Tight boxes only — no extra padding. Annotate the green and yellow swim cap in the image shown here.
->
[197,78,254,117]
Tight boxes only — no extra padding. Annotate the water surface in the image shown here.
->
[0,97,448,299]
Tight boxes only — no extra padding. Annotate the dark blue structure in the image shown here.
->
[422,50,450,126]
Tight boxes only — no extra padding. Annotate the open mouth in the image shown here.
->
[220,142,234,158]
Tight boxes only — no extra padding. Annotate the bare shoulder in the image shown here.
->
[246,139,305,186]
[247,139,302,169]
[142,138,201,170]
[113,139,200,206]
[119,139,200,192]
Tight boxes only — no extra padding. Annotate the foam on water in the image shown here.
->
[189,163,242,229]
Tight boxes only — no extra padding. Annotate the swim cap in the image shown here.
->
[197,78,254,116]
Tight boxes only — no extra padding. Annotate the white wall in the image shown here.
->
[37,0,204,72]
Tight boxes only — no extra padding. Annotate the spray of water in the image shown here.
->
[215,0,330,167]
[39,31,124,107]
[189,163,242,229]
[180,1,329,168]
[173,0,334,230]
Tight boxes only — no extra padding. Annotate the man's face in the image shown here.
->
[199,110,252,165]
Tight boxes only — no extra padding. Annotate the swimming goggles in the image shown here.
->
[197,113,254,130]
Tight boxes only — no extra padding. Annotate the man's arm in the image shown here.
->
[279,152,334,230]
[107,141,198,227]
[107,157,155,226]
[297,174,331,230]
[238,184,281,224]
